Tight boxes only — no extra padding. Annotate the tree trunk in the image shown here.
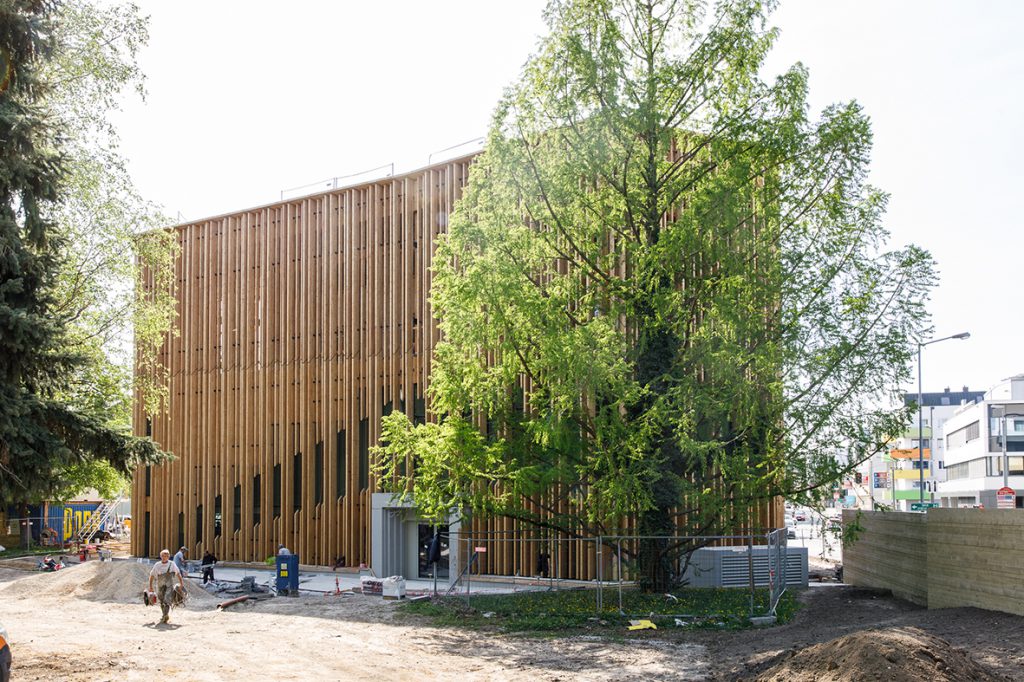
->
[635,323,684,592]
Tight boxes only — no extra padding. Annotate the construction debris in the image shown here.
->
[627,619,658,631]
[218,595,251,610]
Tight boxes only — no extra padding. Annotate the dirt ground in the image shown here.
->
[1,563,1023,681]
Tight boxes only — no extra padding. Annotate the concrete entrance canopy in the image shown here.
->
[370,492,461,584]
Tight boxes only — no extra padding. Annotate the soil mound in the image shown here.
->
[0,560,217,608]
[751,626,999,682]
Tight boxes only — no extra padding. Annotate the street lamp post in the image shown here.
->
[917,332,971,504]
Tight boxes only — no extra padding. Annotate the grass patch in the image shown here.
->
[0,545,56,560]
[403,586,800,633]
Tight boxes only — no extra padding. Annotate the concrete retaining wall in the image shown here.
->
[842,509,927,605]
[843,508,1024,615]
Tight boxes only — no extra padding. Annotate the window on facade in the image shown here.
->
[947,421,980,450]
[253,474,261,526]
[336,430,346,500]
[293,452,302,510]
[145,466,151,496]
[214,495,222,538]
[233,484,241,532]
[413,393,426,426]
[196,504,203,542]
[992,456,1024,475]
[946,462,971,480]
[314,441,324,505]
[273,464,282,518]
[359,418,369,490]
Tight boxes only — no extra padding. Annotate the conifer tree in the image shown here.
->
[0,0,165,544]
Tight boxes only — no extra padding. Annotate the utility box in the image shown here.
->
[682,546,808,588]
[276,554,299,595]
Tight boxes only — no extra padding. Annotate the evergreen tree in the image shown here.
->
[0,0,165,544]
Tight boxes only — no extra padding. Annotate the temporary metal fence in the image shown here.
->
[447,528,789,620]
[3,513,130,548]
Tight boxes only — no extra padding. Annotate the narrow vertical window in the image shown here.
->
[314,441,324,505]
[359,418,369,490]
[233,484,241,532]
[293,452,303,510]
[336,430,346,500]
[273,464,282,518]
[253,474,262,526]
[214,495,222,538]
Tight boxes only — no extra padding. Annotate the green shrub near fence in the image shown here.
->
[403,586,799,633]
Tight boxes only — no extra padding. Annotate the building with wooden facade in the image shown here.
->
[131,155,472,568]
[131,152,783,577]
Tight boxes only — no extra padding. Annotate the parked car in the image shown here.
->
[794,512,807,522]
[786,527,796,539]
[0,621,11,682]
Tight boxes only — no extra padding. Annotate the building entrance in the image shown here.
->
[418,524,449,579]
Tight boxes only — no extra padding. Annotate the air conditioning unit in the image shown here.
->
[681,546,808,588]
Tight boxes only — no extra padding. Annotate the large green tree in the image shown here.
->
[40,0,177,501]
[0,0,166,541]
[376,0,933,588]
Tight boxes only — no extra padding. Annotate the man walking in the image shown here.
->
[149,549,185,624]
[173,546,188,575]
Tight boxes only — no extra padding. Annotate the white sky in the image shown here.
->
[113,0,1024,398]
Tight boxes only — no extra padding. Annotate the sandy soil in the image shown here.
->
[2,563,1023,681]
[703,586,1024,680]
[0,564,706,681]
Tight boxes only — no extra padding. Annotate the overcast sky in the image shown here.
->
[113,0,1023,398]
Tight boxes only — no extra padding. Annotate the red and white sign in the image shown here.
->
[997,486,1016,509]
[474,546,487,553]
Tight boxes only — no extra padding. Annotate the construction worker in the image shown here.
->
[173,546,188,574]
[277,543,291,556]
[200,550,218,584]
[148,549,185,624]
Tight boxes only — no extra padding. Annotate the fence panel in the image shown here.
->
[445,529,789,621]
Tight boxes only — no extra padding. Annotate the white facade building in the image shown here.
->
[938,375,1024,509]
[849,387,984,511]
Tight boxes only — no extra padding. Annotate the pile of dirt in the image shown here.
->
[85,561,218,606]
[0,560,218,608]
[751,626,1000,682]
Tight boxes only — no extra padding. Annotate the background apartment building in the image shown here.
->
[939,375,1024,508]
[850,387,983,510]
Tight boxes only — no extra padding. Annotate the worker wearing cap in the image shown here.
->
[277,543,291,556]
[173,546,187,574]
[148,549,185,624]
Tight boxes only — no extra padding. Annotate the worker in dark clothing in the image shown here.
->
[200,550,218,584]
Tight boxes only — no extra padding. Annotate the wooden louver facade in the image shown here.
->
[131,150,784,575]
[131,156,474,566]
